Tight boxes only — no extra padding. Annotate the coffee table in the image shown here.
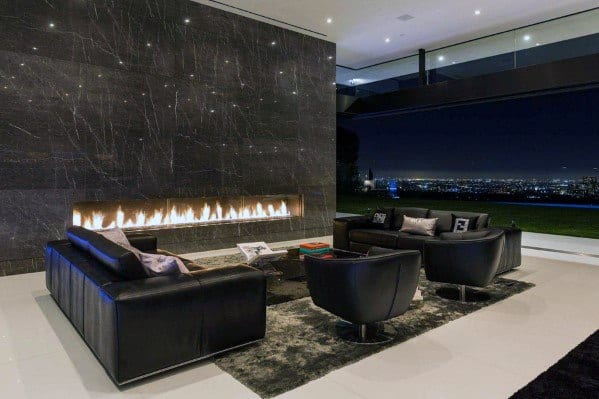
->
[264,248,365,281]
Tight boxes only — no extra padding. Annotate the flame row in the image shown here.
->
[73,201,290,231]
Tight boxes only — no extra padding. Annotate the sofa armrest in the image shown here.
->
[493,226,522,274]
[191,266,266,356]
[125,232,157,252]
[333,215,372,250]
[101,274,205,383]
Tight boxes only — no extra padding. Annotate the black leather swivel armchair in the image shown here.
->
[304,247,421,344]
[424,228,506,302]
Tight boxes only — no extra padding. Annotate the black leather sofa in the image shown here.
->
[334,207,521,274]
[45,227,266,385]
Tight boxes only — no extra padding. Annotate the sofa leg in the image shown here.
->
[436,285,492,302]
[336,321,397,345]
[459,285,466,303]
[358,324,367,342]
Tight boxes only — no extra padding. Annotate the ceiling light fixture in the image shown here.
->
[184,18,191,24]
[48,22,55,28]
[523,34,531,41]
[326,17,333,24]
[474,10,481,15]
[385,38,391,43]
[437,55,445,61]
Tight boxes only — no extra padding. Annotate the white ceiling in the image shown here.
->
[195,0,598,69]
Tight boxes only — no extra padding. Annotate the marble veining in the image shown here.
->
[0,0,337,275]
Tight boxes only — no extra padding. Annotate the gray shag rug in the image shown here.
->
[196,254,534,398]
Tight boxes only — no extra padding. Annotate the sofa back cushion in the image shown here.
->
[66,226,98,252]
[428,210,489,234]
[392,207,429,229]
[66,227,147,280]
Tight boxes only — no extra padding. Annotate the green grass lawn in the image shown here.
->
[337,194,599,239]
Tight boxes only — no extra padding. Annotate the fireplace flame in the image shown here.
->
[73,200,291,231]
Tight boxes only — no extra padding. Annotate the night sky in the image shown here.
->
[340,87,599,179]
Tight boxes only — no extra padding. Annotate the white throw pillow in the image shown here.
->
[97,227,131,248]
[400,216,438,237]
[139,253,190,276]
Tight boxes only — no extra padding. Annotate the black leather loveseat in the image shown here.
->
[45,227,266,385]
[334,207,521,274]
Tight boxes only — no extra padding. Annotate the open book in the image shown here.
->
[236,242,287,266]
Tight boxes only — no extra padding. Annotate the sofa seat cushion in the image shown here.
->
[349,229,399,248]
[440,231,491,240]
[396,232,439,251]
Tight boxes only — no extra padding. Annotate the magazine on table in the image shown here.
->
[236,242,287,266]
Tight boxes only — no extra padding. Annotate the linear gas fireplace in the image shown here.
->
[72,195,303,231]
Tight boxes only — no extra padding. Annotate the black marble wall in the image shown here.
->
[0,0,336,275]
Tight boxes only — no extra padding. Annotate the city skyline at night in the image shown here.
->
[340,87,599,180]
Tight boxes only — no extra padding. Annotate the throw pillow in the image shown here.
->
[370,208,393,229]
[451,214,479,233]
[139,252,190,276]
[400,216,438,237]
[97,227,131,248]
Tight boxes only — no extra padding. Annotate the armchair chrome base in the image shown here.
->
[436,285,491,303]
[335,321,397,345]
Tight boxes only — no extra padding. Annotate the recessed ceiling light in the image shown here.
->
[146,42,151,47]
[326,17,333,24]
[437,55,445,61]
[328,55,333,60]
[474,10,481,15]
[385,38,391,43]
[535,42,540,46]
[523,34,531,41]
[48,22,55,28]
[397,14,414,21]
[32,47,38,51]
[271,41,276,45]
[184,18,191,24]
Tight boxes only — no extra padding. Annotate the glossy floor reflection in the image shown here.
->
[0,237,597,398]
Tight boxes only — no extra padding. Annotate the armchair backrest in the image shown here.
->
[304,250,421,325]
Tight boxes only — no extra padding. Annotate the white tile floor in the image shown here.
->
[0,237,598,399]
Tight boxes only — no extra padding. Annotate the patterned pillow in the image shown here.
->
[370,208,393,229]
[139,252,189,276]
[451,214,479,232]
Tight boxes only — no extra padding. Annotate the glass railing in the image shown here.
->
[337,8,599,96]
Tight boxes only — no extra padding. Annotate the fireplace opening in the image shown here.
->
[72,194,303,231]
